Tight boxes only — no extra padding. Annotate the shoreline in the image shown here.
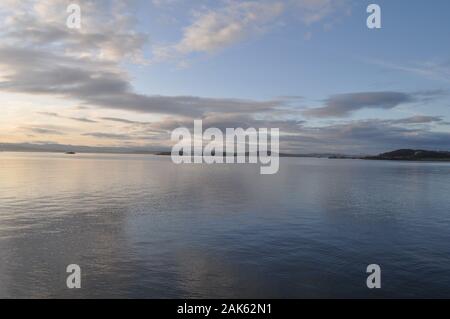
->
[2,149,450,162]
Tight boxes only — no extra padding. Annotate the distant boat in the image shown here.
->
[65,152,76,155]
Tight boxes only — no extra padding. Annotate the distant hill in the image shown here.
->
[364,149,450,161]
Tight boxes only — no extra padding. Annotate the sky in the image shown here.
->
[0,0,449,154]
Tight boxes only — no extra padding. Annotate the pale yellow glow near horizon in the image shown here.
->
[0,92,165,146]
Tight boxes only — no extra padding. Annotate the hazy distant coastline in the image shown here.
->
[0,142,161,155]
[2,143,450,162]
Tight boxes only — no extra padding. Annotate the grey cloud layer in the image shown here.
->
[303,92,413,118]
[0,46,282,117]
[38,111,97,123]
[390,115,443,124]
[281,120,450,154]
[303,91,447,118]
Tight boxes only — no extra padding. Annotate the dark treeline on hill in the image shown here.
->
[364,149,450,161]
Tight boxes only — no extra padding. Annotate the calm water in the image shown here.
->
[0,152,450,298]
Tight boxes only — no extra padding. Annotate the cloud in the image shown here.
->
[303,92,414,118]
[150,1,285,62]
[303,90,447,118]
[290,0,351,25]
[151,0,352,63]
[281,119,450,154]
[17,116,450,154]
[82,132,133,140]
[38,112,60,117]
[151,0,180,8]
[23,127,65,135]
[176,1,284,54]
[390,115,443,125]
[38,111,97,123]
[1,0,149,63]
[367,58,450,83]
[100,117,151,125]
[69,117,98,123]
[0,46,283,117]
[144,113,304,135]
